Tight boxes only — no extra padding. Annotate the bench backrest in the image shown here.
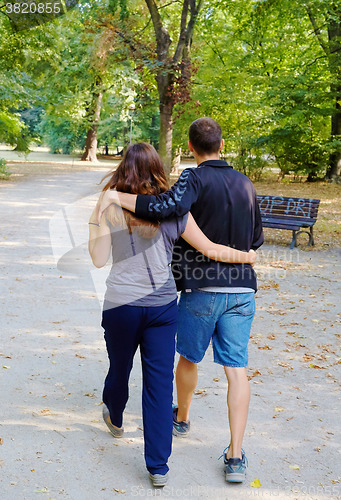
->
[257,195,320,224]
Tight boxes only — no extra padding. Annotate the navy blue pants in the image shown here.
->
[101,299,178,475]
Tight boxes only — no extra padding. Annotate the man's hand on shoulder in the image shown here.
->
[95,189,137,224]
[95,189,119,224]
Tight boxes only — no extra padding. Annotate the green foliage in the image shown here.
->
[0,158,10,178]
[39,113,86,154]
[0,111,30,152]
[172,0,340,179]
[0,0,339,176]
[109,0,129,19]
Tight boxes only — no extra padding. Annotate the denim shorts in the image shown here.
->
[176,290,255,367]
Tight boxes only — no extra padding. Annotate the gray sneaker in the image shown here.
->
[102,405,124,438]
[172,406,190,437]
[224,450,248,483]
[149,472,169,487]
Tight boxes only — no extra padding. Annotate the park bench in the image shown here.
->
[257,195,320,249]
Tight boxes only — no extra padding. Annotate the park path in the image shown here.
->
[0,169,340,500]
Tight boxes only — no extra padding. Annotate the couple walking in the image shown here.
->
[88,117,264,487]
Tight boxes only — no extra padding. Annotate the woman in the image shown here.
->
[88,143,256,487]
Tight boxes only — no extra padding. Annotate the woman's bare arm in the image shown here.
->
[181,213,256,264]
[88,204,112,268]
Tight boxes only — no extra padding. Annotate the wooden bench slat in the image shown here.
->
[261,210,318,219]
[257,195,320,203]
[261,215,317,224]
[262,223,302,230]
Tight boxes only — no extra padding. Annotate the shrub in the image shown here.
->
[0,158,10,179]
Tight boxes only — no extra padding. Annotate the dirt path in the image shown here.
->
[0,169,340,500]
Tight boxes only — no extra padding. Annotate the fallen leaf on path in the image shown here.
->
[34,487,49,493]
[194,389,207,395]
[0,438,3,445]
[278,362,292,369]
[309,364,325,369]
[303,354,314,361]
[289,464,300,470]
[248,370,261,380]
[75,354,86,359]
[213,377,220,382]
[274,407,285,412]
[250,478,261,488]
[113,488,126,493]
[2,365,10,369]
[84,393,96,397]
[258,345,272,350]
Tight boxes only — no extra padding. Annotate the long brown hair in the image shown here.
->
[101,143,169,232]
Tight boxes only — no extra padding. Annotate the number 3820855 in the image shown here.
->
[6,3,61,14]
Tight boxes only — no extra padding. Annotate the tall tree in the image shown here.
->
[107,0,202,174]
[144,0,202,174]
[304,1,341,178]
[81,77,104,161]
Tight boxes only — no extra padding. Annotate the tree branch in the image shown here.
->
[144,0,163,40]
[205,40,226,67]
[145,0,171,61]
[173,0,190,63]
[173,0,202,64]
[184,0,202,54]
[305,4,329,56]
[158,0,182,9]
[302,53,328,73]
[137,16,152,34]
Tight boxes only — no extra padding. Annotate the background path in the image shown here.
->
[0,170,340,500]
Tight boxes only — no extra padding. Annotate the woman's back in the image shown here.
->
[104,212,188,309]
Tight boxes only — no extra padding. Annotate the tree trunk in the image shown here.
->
[306,6,341,179]
[326,15,341,179]
[159,102,173,176]
[81,90,103,162]
[327,84,341,178]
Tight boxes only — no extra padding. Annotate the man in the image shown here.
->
[97,117,264,483]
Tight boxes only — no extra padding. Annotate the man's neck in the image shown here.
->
[194,153,220,166]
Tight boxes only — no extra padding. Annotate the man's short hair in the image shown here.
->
[189,117,222,155]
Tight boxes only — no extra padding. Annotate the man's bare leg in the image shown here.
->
[223,366,250,460]
[175,355,198,422]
